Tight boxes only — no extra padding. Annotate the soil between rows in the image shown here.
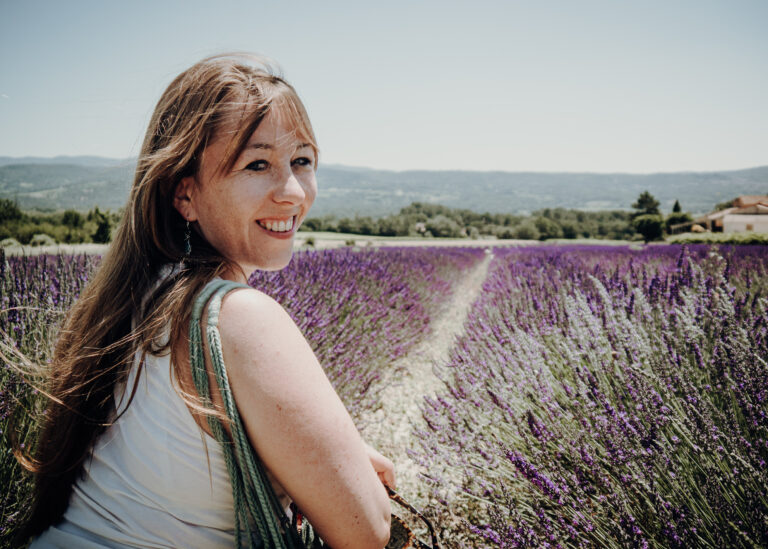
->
[362,252,492,508]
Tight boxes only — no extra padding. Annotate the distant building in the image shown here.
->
[723,203,768,233]
[692,207,739,232]
[691,196,768,233]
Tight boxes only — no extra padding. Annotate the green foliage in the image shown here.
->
[631,191,660,217]
[425,215,463,238]
[0,206,118,245]
[92,218,111,243]
[633,214,664,243]
[512,221,540,240]
[338,215,376,236]
[559,221,578,239]
[303,203,637,242]
[299,217,324,231]
[0,199,22,223]
[62,210,84,228]
[666,211,693,231]
[375,216,410,237]
[88,207,113,243]
[672,199,682,213]
[714,198,735,211]
[533,208,633,240]
[533,216,563,240]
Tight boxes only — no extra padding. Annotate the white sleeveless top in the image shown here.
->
[31,278,290,548]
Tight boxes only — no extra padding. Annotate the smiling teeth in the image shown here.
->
[260,218,293,232]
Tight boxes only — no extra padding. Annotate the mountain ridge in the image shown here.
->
[1,156,765,216]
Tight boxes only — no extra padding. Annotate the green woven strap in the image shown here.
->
[190,278,307,548]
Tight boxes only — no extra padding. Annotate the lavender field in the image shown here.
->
[1,244,767,548]
[414,245,768,547]
[0,247,482,545]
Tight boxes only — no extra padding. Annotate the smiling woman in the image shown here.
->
[18,54,392,549]
[173,107,318,274]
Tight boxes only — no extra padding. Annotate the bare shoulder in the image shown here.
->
[223,286,313,365]
[217,286,291,327]
[210,286,390,548]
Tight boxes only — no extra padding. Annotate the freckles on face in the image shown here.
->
[190,111,317,275]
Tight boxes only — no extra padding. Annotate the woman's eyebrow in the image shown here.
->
[246,142,272,150]
[245,142,312,150]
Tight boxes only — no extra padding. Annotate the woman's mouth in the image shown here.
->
[257,216,296,234]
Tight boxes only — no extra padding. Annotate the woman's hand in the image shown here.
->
[365,443,395,490]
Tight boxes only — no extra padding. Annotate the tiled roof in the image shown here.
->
[735,195,768,208]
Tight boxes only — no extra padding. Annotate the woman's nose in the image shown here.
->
[273,167,306,204]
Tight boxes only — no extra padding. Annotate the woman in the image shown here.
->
[21,54,393,548]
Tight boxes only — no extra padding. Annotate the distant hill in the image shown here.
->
[0,157,766,215]
[0,156,131,168]
[0,162,135,211]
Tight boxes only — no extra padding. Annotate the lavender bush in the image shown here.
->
[413,245,768,547]
[0,250,97,544]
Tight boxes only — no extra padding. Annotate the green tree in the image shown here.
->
[62,209,84,228]
[714,198,735,211]
[633,214,664,243]
[560,221,578,239]
[631,191,660,217]
[376,216,409,237]
[425,215,463,238]
[666,212,693,232]
[512,221,540,240]
[533,216,563,240]
[665,199,692,232]
[91,209,112,243]
[337,217,356,234]
[0,198,22,223]
[301,217,324,231]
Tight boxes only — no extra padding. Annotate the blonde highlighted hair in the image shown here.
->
[17,53,317,541]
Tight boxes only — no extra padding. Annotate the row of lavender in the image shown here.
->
[0,246,484,545]
[414,245,768,548]
[250,247,485,420]
[0,252,98,544]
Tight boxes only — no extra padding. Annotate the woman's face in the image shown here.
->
[174,109,317,278]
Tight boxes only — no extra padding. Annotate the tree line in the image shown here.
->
[302,191,693,243]
[0,191,696,246]
[0,199,118,245]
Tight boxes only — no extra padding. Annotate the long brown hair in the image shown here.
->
[16,53,318,541]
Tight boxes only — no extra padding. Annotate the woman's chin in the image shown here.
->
[243,253,294,275]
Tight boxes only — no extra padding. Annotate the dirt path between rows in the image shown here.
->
[364,252,492,505]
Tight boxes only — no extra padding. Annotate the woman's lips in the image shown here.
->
[256,215,297,238]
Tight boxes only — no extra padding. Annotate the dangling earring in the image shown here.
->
[184,221,192,257]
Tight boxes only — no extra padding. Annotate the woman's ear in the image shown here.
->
[173,176,198,222]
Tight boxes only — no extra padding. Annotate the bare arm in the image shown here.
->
[217,288,391,549]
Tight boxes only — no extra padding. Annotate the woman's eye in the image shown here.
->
[292,156,313,168]
[245,160,269,171]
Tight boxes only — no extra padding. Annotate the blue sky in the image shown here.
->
[1,0,766,173]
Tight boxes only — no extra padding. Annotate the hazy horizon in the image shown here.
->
[1,154,767,176]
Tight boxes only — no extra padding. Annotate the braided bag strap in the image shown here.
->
[190,279,308,548]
